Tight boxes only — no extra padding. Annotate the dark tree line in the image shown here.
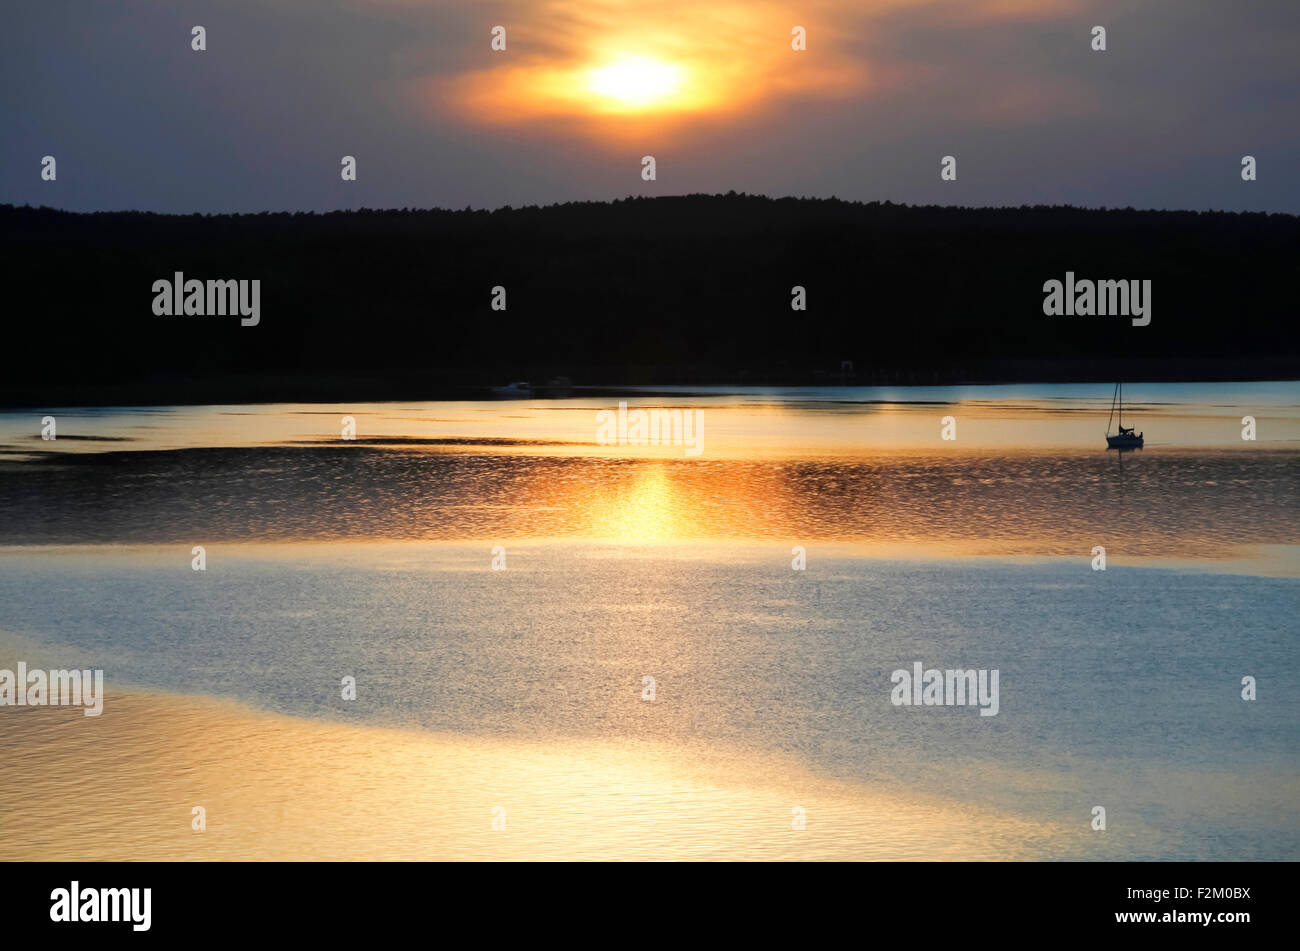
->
[2,194,1297,405]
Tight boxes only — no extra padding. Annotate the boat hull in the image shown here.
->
[1106,434,1144,449]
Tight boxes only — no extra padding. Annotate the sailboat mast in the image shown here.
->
[1107,382,1119,435]
[1118,383,1123,429]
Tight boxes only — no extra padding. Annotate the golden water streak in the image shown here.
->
[0,690,1075,861]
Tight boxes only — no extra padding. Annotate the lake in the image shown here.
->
[1,382,1297,859]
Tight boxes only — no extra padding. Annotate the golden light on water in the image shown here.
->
[585,466,687,540]
[0,690,1079,860]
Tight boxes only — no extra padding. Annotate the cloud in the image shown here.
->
[2,0,1296,212]
[423,1,868,129]
[407,0,1107,138]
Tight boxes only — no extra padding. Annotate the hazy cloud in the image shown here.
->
[2,0,1296,212]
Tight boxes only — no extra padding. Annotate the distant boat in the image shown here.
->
[1105,382,1144,449]
[491,381,532,397]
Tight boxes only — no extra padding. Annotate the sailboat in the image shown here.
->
[1105,382,1143,449]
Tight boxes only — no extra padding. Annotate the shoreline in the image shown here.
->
[5,373,1300,411]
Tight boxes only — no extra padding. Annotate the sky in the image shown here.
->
[3,0,1298,213]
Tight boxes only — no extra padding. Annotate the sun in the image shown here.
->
[586,57,686,111]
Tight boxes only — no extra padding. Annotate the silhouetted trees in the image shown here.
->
[2,194,1296,404]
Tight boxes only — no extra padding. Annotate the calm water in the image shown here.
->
[1,383,1297,859]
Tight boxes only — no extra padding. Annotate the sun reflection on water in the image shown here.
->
[584,466,689,540]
